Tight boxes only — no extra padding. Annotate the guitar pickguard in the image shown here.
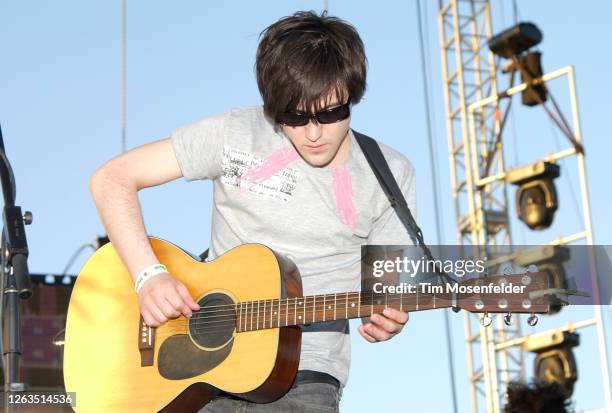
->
[157,334,233,380]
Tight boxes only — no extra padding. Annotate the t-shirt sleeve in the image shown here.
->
[367,158,417,246]
[170,111,229,181]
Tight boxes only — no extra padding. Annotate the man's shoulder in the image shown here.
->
[226,106,273,130]
[377,141,414,172]
[353,132,415,183]
[226,105,264,120]
[172,106,277,149]
[176,106,270,132]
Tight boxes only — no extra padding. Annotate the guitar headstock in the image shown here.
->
[456,270,550,317]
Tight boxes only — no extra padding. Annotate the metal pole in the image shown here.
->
[120,0,127,153]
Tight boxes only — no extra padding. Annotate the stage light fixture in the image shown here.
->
[489,22,548,107]
[524,330,579,397]
[488,22,542,58]
[519,51,548,106]
[507,161,560,230]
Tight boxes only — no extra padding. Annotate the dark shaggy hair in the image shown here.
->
[504,381,573,413]
[255,11,367,122]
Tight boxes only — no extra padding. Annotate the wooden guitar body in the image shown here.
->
[64,237,552,412]
[63,239,302,412]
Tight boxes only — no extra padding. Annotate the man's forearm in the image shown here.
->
[88,139,198,326]
[90,167,159,282]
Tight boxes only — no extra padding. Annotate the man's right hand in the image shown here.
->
[137,273,200,327]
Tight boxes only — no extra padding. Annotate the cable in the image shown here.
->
[0,149,17,205]
[120,0,127,153]
[512,0,519,24]
[61,243,96,277]
[0,231,6,377]
[509,99,527,245]
[416,1,458,412]
[547,118,583,227]
[422,0,443,217]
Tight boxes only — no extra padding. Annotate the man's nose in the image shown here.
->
[305,119,322,142]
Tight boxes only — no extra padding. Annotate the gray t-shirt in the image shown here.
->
[171,106,416,386]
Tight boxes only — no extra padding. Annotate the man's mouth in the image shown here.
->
[305,143,327,152]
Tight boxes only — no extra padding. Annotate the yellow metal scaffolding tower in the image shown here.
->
[436,1,611,412]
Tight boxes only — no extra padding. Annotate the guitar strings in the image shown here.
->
[186,292,364,313]
[170,294,541,328]
[148,277,543,317]
[165,290,540,324]
[166,292,428,325]
[158,285,535,318]
[153,292,379,327]
[157,296,545,335]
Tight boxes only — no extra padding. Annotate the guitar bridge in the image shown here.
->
[138,316,156,367]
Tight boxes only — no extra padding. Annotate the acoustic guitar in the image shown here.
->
[63,238,549,412]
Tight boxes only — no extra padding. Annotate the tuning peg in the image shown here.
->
[527,313,539,326]
[503,313,513,326]
[481,313,492,327]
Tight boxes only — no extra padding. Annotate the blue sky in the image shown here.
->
[1,1,611,412]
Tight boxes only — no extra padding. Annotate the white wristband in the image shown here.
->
[135,264,168,293]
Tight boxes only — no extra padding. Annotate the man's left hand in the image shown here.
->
[357,308,409,343]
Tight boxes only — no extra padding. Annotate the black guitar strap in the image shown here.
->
[352,130,425,248]
[353,129,457,291]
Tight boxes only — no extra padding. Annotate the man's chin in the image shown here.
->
[299,152,334,168]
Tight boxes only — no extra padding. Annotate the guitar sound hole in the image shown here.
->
[189,292,236,349]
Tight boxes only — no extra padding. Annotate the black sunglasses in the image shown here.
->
[277,100,351,127]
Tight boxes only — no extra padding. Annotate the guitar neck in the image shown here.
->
[235,290,450,332]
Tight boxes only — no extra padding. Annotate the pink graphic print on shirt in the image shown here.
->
[238,146,300,192]
[238,146,358,233]
[332,166,358,234]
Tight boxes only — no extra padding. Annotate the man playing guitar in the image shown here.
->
[89,11,415,412]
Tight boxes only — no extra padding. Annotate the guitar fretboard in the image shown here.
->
[235,291,446,332]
